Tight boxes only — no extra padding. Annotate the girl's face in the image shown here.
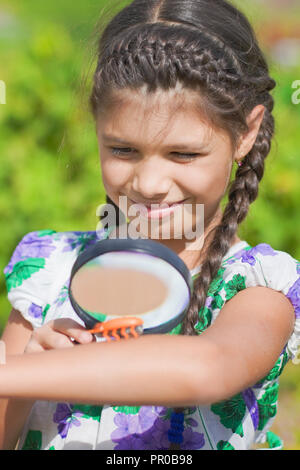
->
[96,87,263,260]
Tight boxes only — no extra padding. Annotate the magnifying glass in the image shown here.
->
[69,236,193,341]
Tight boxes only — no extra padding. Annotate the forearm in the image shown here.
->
[0,399,34,450]
[0,335,221,407]
[0,313,35,450]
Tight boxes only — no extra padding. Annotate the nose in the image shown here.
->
[131,157,172,201]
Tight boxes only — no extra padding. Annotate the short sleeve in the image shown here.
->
[3,230,61,329]
[224,243,300,361]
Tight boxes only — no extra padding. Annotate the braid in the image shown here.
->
[181,108,275,335]
[90,1,276,337]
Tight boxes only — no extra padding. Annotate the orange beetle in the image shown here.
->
[88,317,144,342]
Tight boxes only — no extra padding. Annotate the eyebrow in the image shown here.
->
[102,133,210,151]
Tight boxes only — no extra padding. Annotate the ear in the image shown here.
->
[234,105,266,163]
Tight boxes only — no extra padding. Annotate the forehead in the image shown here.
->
[96,85,229,147]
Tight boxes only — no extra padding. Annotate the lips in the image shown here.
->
[146,200,186,208]
[129,197,187,207]
[129,198,187,220]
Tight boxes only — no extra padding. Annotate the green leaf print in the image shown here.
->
[280,349,290,372]
[224,274,246,301]
[42,304,51,324]
[193,267,226,333]
[266,350,290,381]
[210,293,224,310]
[72,404,103,421]
[217,440,235,450]
[112,406,141,414]
[167,322,182,335]
[207,267,226,297]
[263,359,282,383]
[211,393,246,437]
[87,312,107,323]
[21,430,42,450]
[266,431,283,449]
[37,230,57,237]
[5,258,46,292]
[257,383,278,431]
[255,350,290,386]
[195,306,212,333]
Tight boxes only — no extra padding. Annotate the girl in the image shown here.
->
[1,0,300,451]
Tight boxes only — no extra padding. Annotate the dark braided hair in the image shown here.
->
[89,0,276,336]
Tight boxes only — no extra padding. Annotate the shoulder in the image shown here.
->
[4,229,105,283]
[220,242,300,360]
[203,242,299,315]
[222,242,299,298]
[3,228,110,328]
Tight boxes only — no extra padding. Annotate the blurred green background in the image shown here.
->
[0,0,299,449]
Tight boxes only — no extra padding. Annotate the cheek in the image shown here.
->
[101,158,132,192]
[183,163,231,201]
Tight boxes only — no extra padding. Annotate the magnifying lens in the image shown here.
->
[69,236,193,341]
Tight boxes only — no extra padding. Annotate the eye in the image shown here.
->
[109,147,202,161]
[110,147,134,157]
[171,152,201,160]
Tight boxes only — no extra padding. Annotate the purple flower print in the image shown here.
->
[113,435,147,450]
[54,277,71,306]
[111,406,206,450]
[205,296,214,309]
[150,417,171,449]
[242,388,259,430]
[185,417,198,427]
[62,232,99,253]
[227,243,277,267]
[181,427,205,450]
[53,403,83,439]
[112,407,172,450]
[153,406,168,417]
[297,263,300,275]
[4,232,56,275]
[28,302,43,320]
[286,277,300,318]
[111,413,152,450]
[112,407,156,440]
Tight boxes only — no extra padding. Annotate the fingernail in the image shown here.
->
[80,332,93,343]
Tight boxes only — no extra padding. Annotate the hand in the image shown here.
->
[25,318,94,353]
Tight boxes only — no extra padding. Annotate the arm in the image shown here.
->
[0,287,295,406]
[0,310,94,450]
[0,309,34,450]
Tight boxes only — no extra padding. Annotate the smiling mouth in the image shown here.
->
[128,197,188,208]
[128,198,189,219]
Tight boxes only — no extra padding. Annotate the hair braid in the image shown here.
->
[181,107,275,335]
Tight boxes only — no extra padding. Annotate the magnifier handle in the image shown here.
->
[87,317,144,342]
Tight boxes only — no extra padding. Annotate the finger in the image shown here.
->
[25,338,47,354]
[34,327,75,350]
[51,318,93,344]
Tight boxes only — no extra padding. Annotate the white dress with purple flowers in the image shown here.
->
[3,229,300,450]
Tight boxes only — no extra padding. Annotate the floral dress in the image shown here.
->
[3,228,300,450]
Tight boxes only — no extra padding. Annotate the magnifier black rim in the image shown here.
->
[69,235,193,332]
